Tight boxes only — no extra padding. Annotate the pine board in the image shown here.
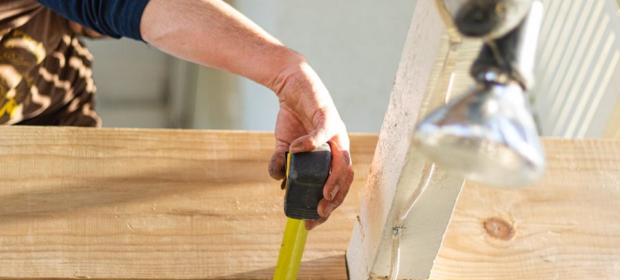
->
[430,139,620,280]
[0,126,378,280]
[344,1,465,278]
[2,127,620,279]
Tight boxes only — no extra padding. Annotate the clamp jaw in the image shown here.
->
[439,0,534,40]
[414,1,546,188]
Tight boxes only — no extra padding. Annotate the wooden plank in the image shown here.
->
[345,0,467,279]
[0,127,619,279]
[0,126,378,280]
[430,139,620,280]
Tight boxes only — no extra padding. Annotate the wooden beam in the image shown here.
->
[345,0,466,279]
[430,139,620,279]
[0,126,377,280]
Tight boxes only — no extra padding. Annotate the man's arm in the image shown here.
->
[36,0,354,230]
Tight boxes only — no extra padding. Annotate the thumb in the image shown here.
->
[268,142,289,180]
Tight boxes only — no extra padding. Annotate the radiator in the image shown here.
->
[534,0,620,138]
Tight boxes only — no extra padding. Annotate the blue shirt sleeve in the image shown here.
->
[35,0,151,41]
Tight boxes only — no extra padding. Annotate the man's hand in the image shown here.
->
[140,0,354,229]
[267,59,354,231]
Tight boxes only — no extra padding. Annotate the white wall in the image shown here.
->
[86,38,174,128]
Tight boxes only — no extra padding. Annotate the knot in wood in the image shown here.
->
[483,217,514,240]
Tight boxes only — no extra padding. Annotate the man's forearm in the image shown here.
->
[140,0,303,92]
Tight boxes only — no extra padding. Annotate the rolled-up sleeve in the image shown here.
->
[35,0,151,41]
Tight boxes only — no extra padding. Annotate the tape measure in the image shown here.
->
[274,143,331,280]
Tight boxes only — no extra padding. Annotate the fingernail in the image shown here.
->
[329,185,341,201]
[323,204,336,218]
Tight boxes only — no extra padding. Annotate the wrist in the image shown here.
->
[268,52,330,103]
[265,49,308,96]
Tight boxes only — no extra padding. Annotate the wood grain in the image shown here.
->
[345,1,466,279]
[0,126,378,280]
[430,139,620,280]
[2,127,620,279]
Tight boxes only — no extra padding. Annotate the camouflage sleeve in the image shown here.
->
[0,2,101,127]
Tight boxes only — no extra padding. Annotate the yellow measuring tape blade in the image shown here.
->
[274,218,308,279]
[274,153,308,279]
